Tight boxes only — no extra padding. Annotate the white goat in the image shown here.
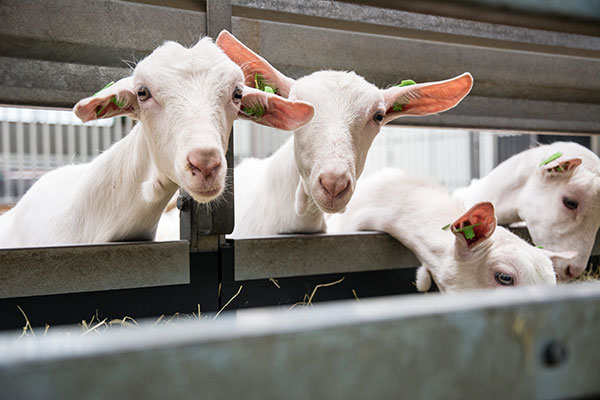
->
[453,142,600,280]
[216,31,473,238]
[327,169,569,292]
[0,37,314,247]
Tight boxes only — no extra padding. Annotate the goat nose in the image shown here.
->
[188,149,221,178]
[566,264,585,279]
[319,173,350,198]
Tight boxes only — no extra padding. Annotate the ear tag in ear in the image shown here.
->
[254,73,277,94]
[441,223,451,231]
[536,245,544,249]
[241,103,265,118]
[453,222,482,240]
[96,96,127,117]
[392,79,417,112]
[539,152,563,166]
[94,81,115,96]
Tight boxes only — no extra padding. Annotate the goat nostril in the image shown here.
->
[320,176,350,198]
[188,150,221,179]
[566,266,573,279]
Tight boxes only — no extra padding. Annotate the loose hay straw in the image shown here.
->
[214,285,243,319]
[289,277,345,310]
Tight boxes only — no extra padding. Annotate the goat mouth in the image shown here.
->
[189,186,223,200]
[316,198,348,213]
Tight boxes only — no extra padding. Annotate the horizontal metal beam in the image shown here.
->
[0,241,190,298]
[233,228,600,281]
[0,57,130,109]
[233,232,419,280]
[1,283,599,399]
[232,0,600,54]
[2,0,599,134]
[0,0,207,67]
[0,0,207,108]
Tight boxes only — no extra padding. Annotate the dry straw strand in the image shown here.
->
[214,285,243,319]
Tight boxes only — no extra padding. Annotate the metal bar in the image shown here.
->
[15,121,24,197]
[1,121,10,203]
[1,283,599,399]
[231,0,600,54]
[233,232,420,280]
[179,0,234,249]
[0,241,190,299]
[232,228,600,281]
[0,0,207,67]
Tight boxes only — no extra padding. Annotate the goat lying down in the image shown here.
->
[216,31,473,238]
[454,142,600,280]
[0,37,314,247]
[328,169,573,292]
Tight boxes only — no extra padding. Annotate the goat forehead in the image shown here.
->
[135,40,243,91]
[293,71,382,114]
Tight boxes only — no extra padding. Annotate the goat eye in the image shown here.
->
[137,86,152,101]
[373,111,384,124]
[233,87,243,101]
[495,271,514,286]
[562,196,578,210]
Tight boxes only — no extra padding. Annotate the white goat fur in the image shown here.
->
[0,37,313,247]
[327,169,559,292]
[216,31,473,238]
[453,142,600,280]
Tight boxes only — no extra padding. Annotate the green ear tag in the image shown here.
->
[441,223,451,231]
[536,245,544,249]
[94,81,115,96]
[454,222,482,240]
[392,79,417,112]
[254,73,277,94]
[397,79,417,87]
[242,103,265,118]
[539,152,563,166]
[110,96,126,108]
[96,96,126,117]
[462,226,476,240]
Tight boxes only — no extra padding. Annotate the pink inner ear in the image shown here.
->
[383,73,473,122]
[240,87,314,131]
[452,202,496,247]
[216,30,293,97]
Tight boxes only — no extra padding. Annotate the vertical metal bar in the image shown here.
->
[102,125,111,151]
[114,117,123,142]
[42,122,50,170]
[469,131,480,180]
[91,125,99,157]
[29,122,38,183]
[79,125,87,163]
[67,124,75,163]
[1,121,10,204]
[54,121,63,166]
[15,121,24,197]
[180,0,232,252]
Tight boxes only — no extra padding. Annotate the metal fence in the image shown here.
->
[1,3,600,396]
[0,107,133,204]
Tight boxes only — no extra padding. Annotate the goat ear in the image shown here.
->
[450,201,496,249]
[540,157,582,176]
[239,86,314,131]
[216,30,295,97]
[381,73,473,124]
[74,77,138,122]
[538,248,577,264]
